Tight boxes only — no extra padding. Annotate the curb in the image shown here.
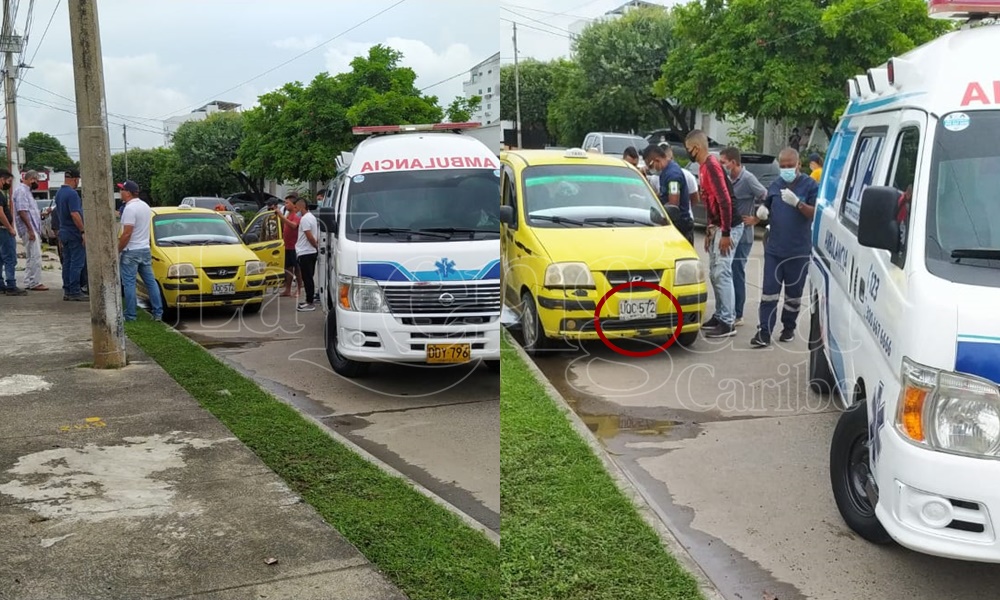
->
[503,329,724,600]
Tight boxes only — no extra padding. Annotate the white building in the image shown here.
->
[569,0,661,41]
[462,52,500,125]
[163,100,241,146]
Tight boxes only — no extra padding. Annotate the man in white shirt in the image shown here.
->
[294,197,320,312]
[117,180,163,321]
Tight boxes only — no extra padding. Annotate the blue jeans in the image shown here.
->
[62,237,87,297]
[732,224,755,320]
[120,248,163,321]
[758,253,810,338]
[709,223,744,326]
[0,229,16,289]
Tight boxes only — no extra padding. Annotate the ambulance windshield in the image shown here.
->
[345,169,500,242]
[927,110,1000,282]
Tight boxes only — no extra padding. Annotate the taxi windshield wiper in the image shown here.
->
[951,248,1000,262]
[584,216,654,227]
[528,214,590,227]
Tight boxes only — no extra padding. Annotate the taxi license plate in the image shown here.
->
[426,343,471,364]
[212,283,236,295]
[619,299,656,321]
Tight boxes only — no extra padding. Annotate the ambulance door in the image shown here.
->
[318,173,346,313]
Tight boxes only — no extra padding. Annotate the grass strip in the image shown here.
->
[125,316,499,600]
[500,333,704,600]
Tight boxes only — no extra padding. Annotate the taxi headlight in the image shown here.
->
[167,263,196,278]
[338,275,389,313]
[897,357,1000,458]
[674,259,704,286]
[544,262,594,289]
[245,260,266,276]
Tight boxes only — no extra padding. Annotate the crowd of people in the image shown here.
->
[625,133,820,347]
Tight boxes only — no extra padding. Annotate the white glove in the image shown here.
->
[756,205,769,220]
[780,188,800,208]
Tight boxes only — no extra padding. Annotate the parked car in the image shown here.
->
[179,196,246,232]
[225,191,282,212]
[645,128,722,162]
[581,132,650,169]
[685,151,779,227]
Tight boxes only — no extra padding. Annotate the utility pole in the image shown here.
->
[122,124,128,179]
[68,0,126,369]
[512,22,522,149]
[1,0,23,177]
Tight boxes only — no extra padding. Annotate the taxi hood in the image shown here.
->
[529,226,693,270]
[155,243,257,267]
[352,240,501,283]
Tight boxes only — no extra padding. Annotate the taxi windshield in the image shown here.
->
[345,168,500,242]
[153,214,241,246]
[521,164,664,228]
[926,110,1000,283]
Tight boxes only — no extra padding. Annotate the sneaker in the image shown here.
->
[5,287,27,296]
[734,318,744,327]
[702,316,721,330]
[750,331,771,348]
[705,322,737,338]
[779,329,795,343]
[296,302,316,312]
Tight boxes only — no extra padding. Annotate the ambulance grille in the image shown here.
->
[382,283,501,315]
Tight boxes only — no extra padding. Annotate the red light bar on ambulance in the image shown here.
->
[352,122,482,135]
[928,0,1000,18]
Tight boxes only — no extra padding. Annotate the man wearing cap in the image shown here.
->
[13,170,48,291]
[117,180,162,321]
[55,169,87,300]
[0,169,25,295]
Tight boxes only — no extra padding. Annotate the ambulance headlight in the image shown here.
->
[896,357,1000,458]
[337,276,389,313]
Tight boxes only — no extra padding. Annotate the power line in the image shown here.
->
[152,0,409,120]
[499,17,574,40]
[19,79,166,126]
[17,0,58,92]
[418,54,498,93]
[499,3,594,20]
[19,96,164,136]
[501,7,578,36]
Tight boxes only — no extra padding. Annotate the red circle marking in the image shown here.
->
[593,281,684,357]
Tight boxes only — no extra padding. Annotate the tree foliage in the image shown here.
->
[236,44,444,184]
[111,148,170,204]
[446,95,482,123]
[499,60,562,134]
[21,131,76,171]
[658,0,952,134]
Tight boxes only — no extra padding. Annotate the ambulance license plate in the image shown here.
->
[426,343,471,364]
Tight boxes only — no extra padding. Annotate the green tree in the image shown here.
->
[445,95,481,123]
[499,60,562,141]
[21,131,76,171]
[149,148,195,206]
[237,44,444,184]
[657,0,951,137]
[111,148,169,203]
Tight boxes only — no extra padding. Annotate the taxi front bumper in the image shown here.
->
[535,290,707,340]
[154,273,278,308]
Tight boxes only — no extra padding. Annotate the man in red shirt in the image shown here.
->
[274,193,302,298]
[685,130,745,338]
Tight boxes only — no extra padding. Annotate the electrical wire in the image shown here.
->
[17,0,57,92]
[500,17,574,40]
[501,6,578,36]
[418,54,498,93]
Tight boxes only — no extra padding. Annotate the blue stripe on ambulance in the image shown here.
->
[811,253,848,398]
[956,335,1000,386]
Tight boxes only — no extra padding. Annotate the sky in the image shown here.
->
[5,0,498,158]
[499,0,675,66]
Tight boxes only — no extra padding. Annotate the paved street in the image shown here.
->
[524,231,1000,600]
[172,293,500,535]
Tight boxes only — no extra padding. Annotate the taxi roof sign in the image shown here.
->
[928,0,1000,18]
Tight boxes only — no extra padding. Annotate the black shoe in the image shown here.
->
[64,294,87,302]
[702,316,721,330]
[751,331,771,348]
[779,329,795,343]
[5,287,27,296]
[705,322,736,338]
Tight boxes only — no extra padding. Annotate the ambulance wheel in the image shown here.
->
[808,304,836,395]
[520,291,549,356]
[830,401,893,545]
[325,311,370,378]
[484,360,500,372]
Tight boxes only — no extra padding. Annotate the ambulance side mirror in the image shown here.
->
[499,205,515,226]
[857,186,900,254]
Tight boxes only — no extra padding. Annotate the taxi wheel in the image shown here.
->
[676,331,698,347]
[242,301,262,315]
[324,311,370,378]
[520,291,549,356]
[830,401,893,545]
[808,300,836,396]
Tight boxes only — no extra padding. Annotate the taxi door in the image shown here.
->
[500,164,521,311]
[243,211,285,288]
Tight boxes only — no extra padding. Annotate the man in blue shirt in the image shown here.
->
[642,144,693,245]
[55,169,87,301]
[751,148,818,348]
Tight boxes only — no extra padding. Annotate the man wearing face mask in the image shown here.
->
[13,170,48,291]
[750,148,818,348]
[55,170,87,300]
[0,170,25,295]
[642,144,694,245]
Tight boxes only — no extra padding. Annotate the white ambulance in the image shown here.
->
[315,122,501,378]
[809,2,1000,561]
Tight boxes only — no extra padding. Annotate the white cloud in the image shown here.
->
[272,35,323,51]
[324,37,476,106]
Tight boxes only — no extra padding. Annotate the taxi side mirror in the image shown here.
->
[662,204,680,225]
[857,186,900,254]
[499,205,515,226]
[242,232,259,245]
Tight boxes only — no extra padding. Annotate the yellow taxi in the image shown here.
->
[499,148,707,354]
[138,205,285,315]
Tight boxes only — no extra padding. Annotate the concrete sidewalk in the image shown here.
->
[0,270,407,599]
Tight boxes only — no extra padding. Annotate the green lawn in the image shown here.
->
[125,317,499,600]
[500,333,705,600]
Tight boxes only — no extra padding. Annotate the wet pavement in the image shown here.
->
[169,292,500,537]
[519,231,1000,600]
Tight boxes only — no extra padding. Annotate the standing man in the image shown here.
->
[294,196,319,312]
[0,169,26,295]
[55,169,87,300]
[718,147,767,327]
[685,130,744,338]
[642,144,694,245]
[750,148,818,348]
[274,193,302,298]
[117,180,163,321]
[13,170,48,291]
